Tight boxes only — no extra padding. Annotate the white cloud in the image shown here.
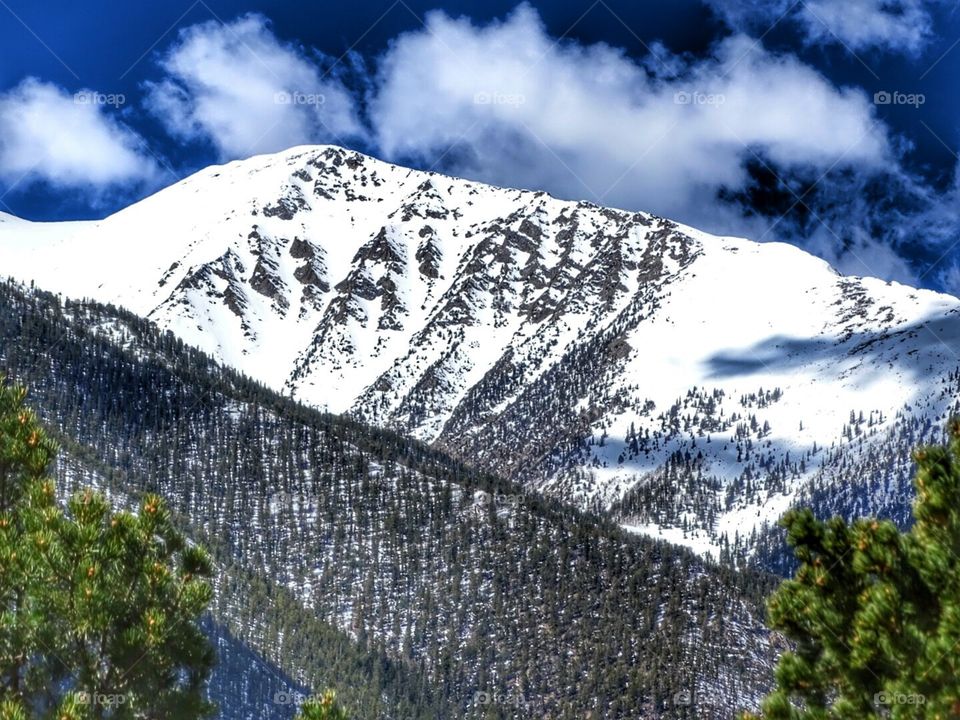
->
[801,0,934,54]
[936,262,960,297]
[0,78,158,191]
[144,14,366,160]
[706,0,938,55]
[0,7,942,289]
[805,226,920,285]
[369,4,890,229]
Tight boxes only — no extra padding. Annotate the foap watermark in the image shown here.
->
[273,690,310,706]
[874,90,925,108]
[77,691,128,707]
[474,91,526,107]
[268,491,318,511]
[471,491,523,517]
[473,690,535,710]
[274,91,326,106]
[674,90,725,107]
[875,691,925,707]
[74,91,126,108]
[269,491,295,505]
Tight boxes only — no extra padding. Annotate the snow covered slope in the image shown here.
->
[3,145,959,556]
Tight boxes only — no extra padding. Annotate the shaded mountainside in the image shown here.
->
[3,145,960,558]
[0,279,777,718]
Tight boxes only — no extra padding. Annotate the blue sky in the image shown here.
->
[4,0,960,293]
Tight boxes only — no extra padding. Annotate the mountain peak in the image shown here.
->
[2,146,958,557]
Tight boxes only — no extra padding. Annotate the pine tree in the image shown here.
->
[746,418,960,719]
[296,690,349,720]
[0,379,215,718]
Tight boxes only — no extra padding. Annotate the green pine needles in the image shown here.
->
[297,690,350,720]
[0,379,216,719]
[749,418,960,719]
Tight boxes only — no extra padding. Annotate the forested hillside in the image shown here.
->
[0,278,777,718]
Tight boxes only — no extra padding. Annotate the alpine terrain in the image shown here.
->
[2,144,958,563]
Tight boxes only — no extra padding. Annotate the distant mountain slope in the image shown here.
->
[0,279,776,719]
[3,145,958,555]
[203,619,306,720]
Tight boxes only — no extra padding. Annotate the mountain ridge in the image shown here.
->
[3,144,958,558]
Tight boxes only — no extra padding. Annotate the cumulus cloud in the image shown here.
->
[144,14,366,160]
[2,6,950,291]
[720,155,960,288]
[0,78,158,192]
[706,0,938,55]
[805,226,920,284]
[369,4,890,229]
[935,261,960,297]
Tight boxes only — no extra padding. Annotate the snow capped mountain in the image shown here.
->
[3,144,959,557]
